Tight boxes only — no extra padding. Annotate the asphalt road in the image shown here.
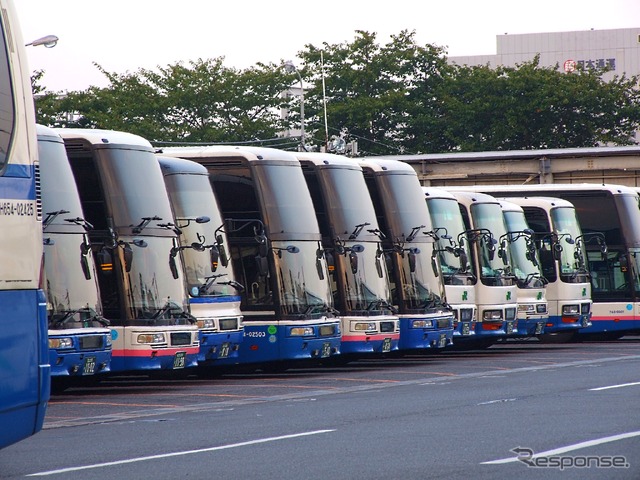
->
[1,338,639,479]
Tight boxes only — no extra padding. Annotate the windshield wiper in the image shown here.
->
[366,299,398,314]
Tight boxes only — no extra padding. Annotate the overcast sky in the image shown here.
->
[16,0,640,92]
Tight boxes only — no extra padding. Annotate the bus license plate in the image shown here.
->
[462,323,470,335]
[506,322,514,335]
[173,351,186,369]
[438,334,447,348]
[219,342,230,359]
[535,322,544,334]
[382,337,392,353]
[321,342,331,358]
[83,356,96,375]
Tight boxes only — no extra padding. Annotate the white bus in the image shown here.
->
[359,158,454,350]
[497,196,591,340]
[498,199,548,336]
[58,129,200,372]
[445,190,519,345]
[159,156,245,368]
[423,187,478,340]
[454,184,623,339]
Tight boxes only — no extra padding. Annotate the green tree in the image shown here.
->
[298,30,448,155]
[429,56,640,151]
[35,58,296,145]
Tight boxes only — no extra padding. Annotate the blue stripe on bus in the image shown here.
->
[0,164,35,200]
[189,296,242,304]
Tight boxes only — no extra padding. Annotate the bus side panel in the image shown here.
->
[0,289,50,449]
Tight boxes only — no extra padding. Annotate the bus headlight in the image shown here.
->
[137,333,166,344]
[483,310,502,321]
[197,318,215,329]
[49,337,73,349]
[354,322,376,331]
[518,304,535,314]
[289,327,314,336]
[562,305,579,315]
[412,319,433,328]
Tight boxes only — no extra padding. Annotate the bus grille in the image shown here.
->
[437,318,452,329]
[79,335,103,350]
[170,332,192,346]
[380,321,396,333]
[219,317,239,330]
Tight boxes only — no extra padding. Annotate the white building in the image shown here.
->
[448,27,640,81]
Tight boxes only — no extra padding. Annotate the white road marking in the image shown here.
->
[481,430,640,465]
[28,429,335,476]
[589,381,640,391]
[477,398,517,405]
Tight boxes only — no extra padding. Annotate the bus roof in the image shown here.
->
[494,196,576,210]
[449,183,639,197]
[160,145,300,164]
[157,155,208,176]
[294,151,362,171]
[359,157,418,175]
[55,128,153,149]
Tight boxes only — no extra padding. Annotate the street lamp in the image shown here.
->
[25,35,59,48]
[284,60,305,151]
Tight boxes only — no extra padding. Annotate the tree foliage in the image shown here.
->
[34,33,640,153]
[35,58,297,145]
[429,56,640,151]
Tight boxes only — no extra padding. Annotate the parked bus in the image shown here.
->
[497,196,592,340]
[58,129,200,373]
[423,188,478,340]
[158,156,244,367]
[39,125,112,384]
[456,184,621,338]
[441,190,519,345]
[498,199,548,336]
[358,158,454,350]
[295,153,400,355]
[160,146,341,368]
[0,0,50,449]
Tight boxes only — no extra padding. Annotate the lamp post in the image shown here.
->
[284,60,305,151]
[25,35,59,48]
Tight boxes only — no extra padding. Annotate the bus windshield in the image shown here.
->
[163,172,237,297]
[118,236,190,324]
[503,210,544,288]
[551,206,587,281]
[253,163,320,237]
[470,202,514,286]
[271,240,334,317]
[43,233,102,328]
[96,148,175,231]
[427,197,475,285]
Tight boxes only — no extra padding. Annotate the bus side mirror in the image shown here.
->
[349,250,358,274]
[553,243,563,261]
[80,240,92,280]
[169,253,179,279]
[216,234,229,267]
[316,248,325,281]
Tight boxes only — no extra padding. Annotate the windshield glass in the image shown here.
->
[470,202,513,286]
[271,240,333,316]
[503,210,544,288]
[427,197,475,285]
[253,164,320,237]
[333,241,392,314]
[44,233,102,327]
[395,246,445,310]
[321,167,380,242]
[96,148,175,232]
[118,236,189,323]
[163,172,237,297]
[39,138,87,223]
[551,206,586,279]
